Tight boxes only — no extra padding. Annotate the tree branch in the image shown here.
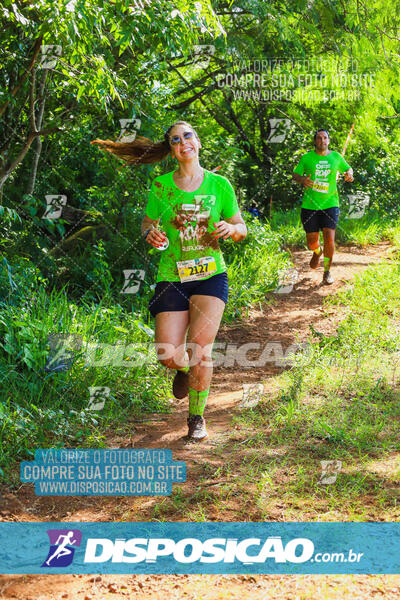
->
[169,84,219,110]
[221,88,261,165]
[0,36,43,118]
[0,126,61,188]
[257,102,269,168]
[27,68,48,194]
[29,68,37,132]
[166,60,235,134]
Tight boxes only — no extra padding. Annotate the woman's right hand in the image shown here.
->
[146,228,167,247]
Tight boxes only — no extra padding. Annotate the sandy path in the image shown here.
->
[1,242,398,599]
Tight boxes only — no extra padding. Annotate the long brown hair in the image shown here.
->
[90,120,199,167]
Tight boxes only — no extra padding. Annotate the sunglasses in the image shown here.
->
[169,130,194,145]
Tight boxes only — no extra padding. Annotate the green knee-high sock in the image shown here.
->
[324,257,331,271]
[189,387,210,417]
[313,246,322,255]
[176,366,189,373]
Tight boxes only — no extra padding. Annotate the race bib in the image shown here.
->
[313,180,329,194]
[177,256,217,283]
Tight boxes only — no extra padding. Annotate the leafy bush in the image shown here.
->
[224,213,291,320]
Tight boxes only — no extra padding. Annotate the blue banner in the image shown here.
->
[0,522,400,574]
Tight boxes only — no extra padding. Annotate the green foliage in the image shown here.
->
[2,0,400,492]
[271,257,400,454]
[217,254,400,521]
[0,256,46,304]
[271,207,400,248]
[224,214,291,320]
[271,207,306,248]
[0,256,172,480]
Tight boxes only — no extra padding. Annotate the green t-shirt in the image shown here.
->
[293,150,350,210]
[145,169,240,282]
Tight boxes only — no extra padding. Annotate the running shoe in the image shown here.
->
[172,370,189,399]
[309,249,322,269]
[322,270,334,285]
[187,415,208,440]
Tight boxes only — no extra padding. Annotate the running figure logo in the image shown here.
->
[42,529,82,567]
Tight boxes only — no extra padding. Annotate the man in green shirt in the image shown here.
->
[293,129,354,284]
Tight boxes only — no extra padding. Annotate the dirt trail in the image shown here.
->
[1,242,398,600]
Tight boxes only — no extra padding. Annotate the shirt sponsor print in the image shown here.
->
[171,195,219,253]
[313,160,331,194]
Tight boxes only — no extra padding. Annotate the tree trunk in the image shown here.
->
[27,69,48,195]
[0,37,43,118]
[0,70,59,189]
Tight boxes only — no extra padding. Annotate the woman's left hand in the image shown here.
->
[211,221,234,240]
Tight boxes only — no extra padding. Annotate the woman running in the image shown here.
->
[91,121,247,440]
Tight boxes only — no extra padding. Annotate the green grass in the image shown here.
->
[3,206,400,502]
[0,265,172,481]
[148,254,400,522]
[270,207,305,247]
[224,214,291,320]
[0,215,291,481]
[270,206,400,249]
[228,257,400,520]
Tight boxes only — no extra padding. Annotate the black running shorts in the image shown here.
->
[300,207,340,233]
[149,271,229,317]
